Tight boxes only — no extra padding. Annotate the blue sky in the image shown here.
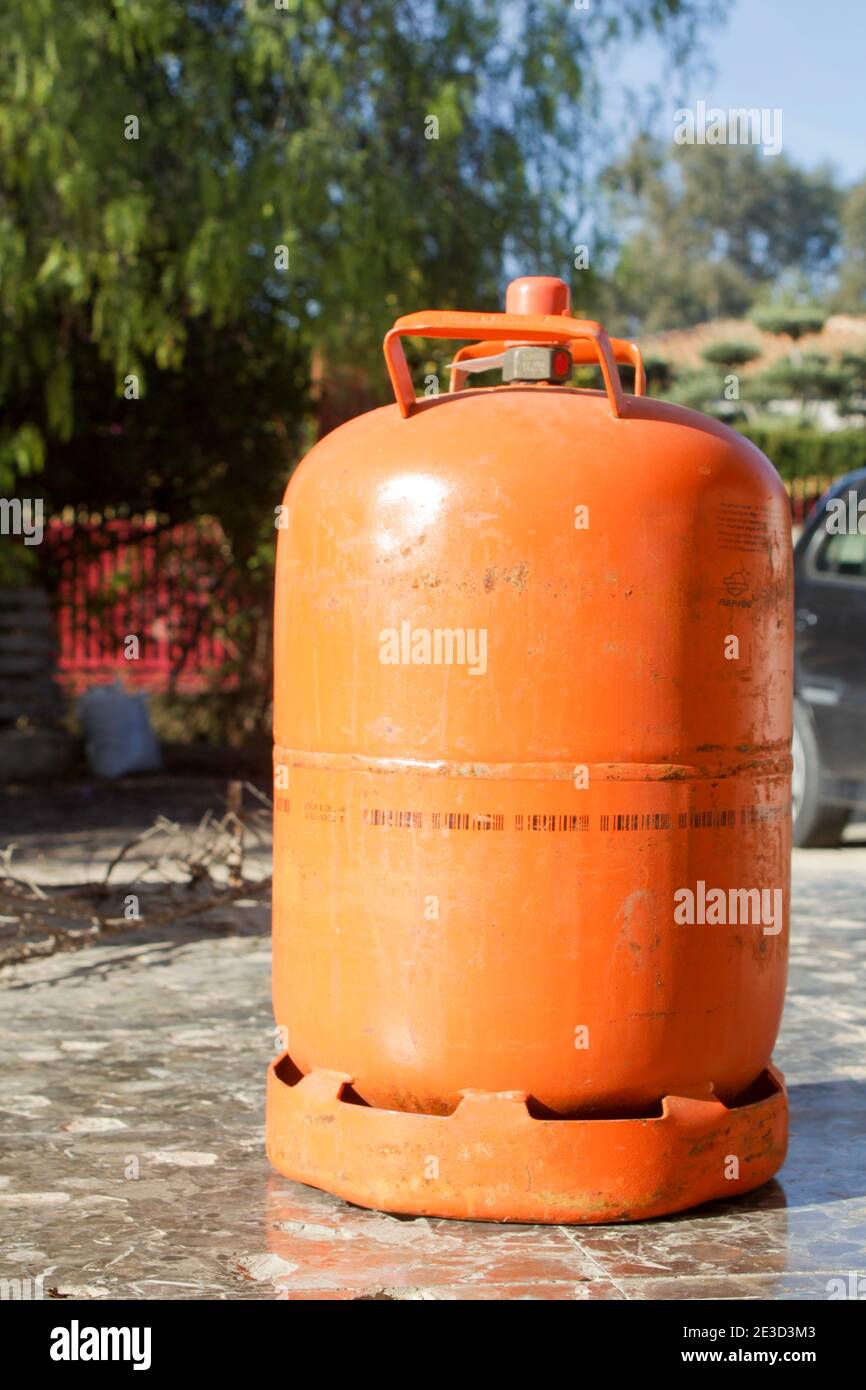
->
[613,0,864,183]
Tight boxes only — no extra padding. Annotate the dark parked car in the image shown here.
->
[793,468,866,846]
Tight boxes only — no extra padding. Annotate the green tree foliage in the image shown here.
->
[597,138,841,332]
[834,178,866,311]
[0,0,714,518]
[838,349,866,415]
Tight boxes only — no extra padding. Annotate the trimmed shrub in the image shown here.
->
[700,340,761,367]
[667,367,726,411]
[641,352,673,391]
[750,352,847,401]
[749,304,828,339]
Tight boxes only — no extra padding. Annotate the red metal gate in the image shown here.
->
[45,515,244,693]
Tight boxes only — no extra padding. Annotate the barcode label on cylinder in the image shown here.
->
[306,803,782,833]
[363,809,423,828]
[515,814,590,832]
[432,812,505,830]
[600,813,673,831]
[688,809,737,828]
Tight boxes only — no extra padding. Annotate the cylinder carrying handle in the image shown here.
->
[383,310,631,419]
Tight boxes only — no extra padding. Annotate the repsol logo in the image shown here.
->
[50,1320,152,1371]
[378,621,488,676]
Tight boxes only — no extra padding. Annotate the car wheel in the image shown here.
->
[792,699,850,848]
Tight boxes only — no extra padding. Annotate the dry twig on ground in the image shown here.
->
[0,781,272,968]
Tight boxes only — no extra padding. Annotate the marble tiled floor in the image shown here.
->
[1,795,864,1300]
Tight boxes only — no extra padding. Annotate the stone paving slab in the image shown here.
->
[1,791,865,1301]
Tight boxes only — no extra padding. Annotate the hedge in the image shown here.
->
[735,425,866,481]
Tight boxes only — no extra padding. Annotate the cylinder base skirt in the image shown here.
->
[266,1055,787,1225]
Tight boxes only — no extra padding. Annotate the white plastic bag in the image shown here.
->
[76,681,162,779]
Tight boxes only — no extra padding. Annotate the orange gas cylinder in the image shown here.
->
[267,276,792,1223]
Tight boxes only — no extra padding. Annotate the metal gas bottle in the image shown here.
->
[267,276,792,1223]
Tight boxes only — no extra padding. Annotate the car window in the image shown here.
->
[814,527,866,580]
